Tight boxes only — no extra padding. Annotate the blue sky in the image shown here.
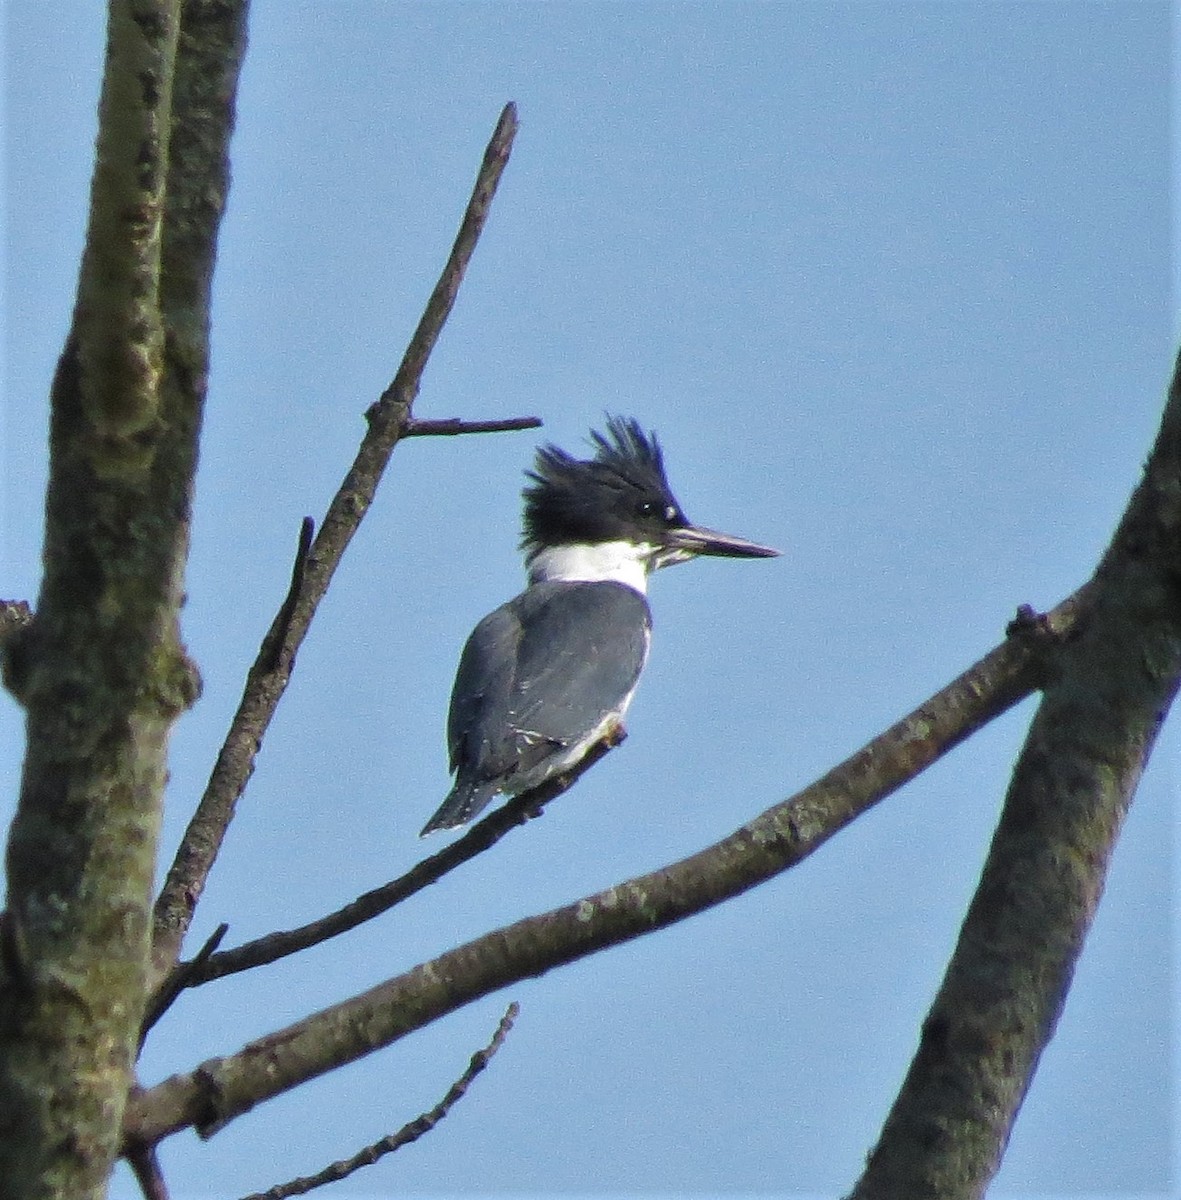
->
[2,2,1176,1198]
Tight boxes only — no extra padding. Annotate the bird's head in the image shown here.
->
[522,417,779,578]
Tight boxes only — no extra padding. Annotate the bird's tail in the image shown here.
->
[419,779,502,837]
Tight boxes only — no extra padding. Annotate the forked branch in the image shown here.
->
[849,349,1181,1200]
[123,586,1088,1147]
[149,103,522,988]
[151,739,619,1003]
[154,738,618,1000]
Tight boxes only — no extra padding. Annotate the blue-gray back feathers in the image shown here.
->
[421,580,651,834]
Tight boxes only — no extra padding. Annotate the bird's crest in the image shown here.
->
[522,416,682,552]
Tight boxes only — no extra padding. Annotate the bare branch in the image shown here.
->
[849,352,1181,1199]
[401,414,543,438]
[368,102,520,427]
[71,0,179,447]
[128,1143,170,1200]
[0,1,192,1191]
[149,102,521,989]
[238,1003,519,1200]
[161,588,1084,997]
[261,518,315,675]
[123,587,1089,1147]
[141,922,229,1041]
[160,737,618,993]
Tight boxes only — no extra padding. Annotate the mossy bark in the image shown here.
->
[0,2,244,1195]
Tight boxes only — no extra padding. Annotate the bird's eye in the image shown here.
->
[638,500,682,525]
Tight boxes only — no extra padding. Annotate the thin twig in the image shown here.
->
[122,588,1096,1151]
[401,414,542,437]
[140,921,229,1040]
[149,103,521,990]
[158,588,1086,1000]
[261,518,314,674]
[127,1143,170,1200]
[163,738,617,993]
[238,1002,519,1200]
[368,102,520,425]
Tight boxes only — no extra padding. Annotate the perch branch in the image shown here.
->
[149,102,520,988]
[158,737,617,994]
[123,586,1090,1147]
[238,1003,519,1200]
[155,588,1085,1002]
[162,588,1084,997]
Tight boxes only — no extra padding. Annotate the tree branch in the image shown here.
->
[849,352,1181,1199]
[158,587,1080,999]
[123,586,1088,1147]
[0,3,193,1195]
[141,922,228,1040]
[155,737,619,996]
[400,415,542,437]
[71,0,178,450]
[237,1003,519,1200]
[149,101,521,988]
[127,1143,170,1200]
[261,517,315,675]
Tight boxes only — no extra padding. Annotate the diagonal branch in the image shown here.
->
[149,102,521,989]
[123,586,1089,1147]
[158,591,1084,1001]
[848,351,1181,1199]
[141,922,229,1040]
[237,1003,519,1200]
[127,1143,170,1200]
[152,737,619,1000]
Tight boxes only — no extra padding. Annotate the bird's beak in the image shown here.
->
[659,523,780,565]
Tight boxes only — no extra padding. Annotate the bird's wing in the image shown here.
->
[447,581,651,787]
[446,601,520,774]
[509,581,650,739]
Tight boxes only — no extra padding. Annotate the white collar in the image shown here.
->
[526,540,652,594]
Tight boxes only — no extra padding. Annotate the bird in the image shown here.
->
[420,416,779,836]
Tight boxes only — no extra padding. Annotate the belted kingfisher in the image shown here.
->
[420,416,778,836]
